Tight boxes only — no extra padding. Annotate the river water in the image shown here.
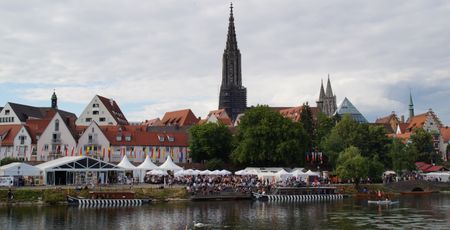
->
[1,193,449,229]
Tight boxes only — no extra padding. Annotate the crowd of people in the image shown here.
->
[144,173,327,196]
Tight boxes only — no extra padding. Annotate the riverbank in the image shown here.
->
[0,183,420,206]
[0,185,189,206]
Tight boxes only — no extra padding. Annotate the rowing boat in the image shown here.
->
[368,200,399,205]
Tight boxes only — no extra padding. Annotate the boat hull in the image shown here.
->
[252,193,344,202]
[67,196,151,207]
[368,200,399,205]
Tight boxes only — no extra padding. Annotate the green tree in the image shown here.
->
[0,157,21,166]
[231,105,309,167]
[367,155,385,182]
[300,103,315,149]
[410,128,435,163]
[315,112,335,147]
[189,122,232,163]
[388,138,417,171]
[336,146,368,188]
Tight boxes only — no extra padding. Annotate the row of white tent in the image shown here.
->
[235,168,321,182]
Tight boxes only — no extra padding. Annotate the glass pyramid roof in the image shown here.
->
[334,97,368,123]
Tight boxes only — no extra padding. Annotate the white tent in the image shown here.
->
[200,170,212,175]
[159,156,183,172]
[276,169,293,181]
[305,170,320,176]
[117,155,138,179]
[220,169,232,175]
[174,170,186,177]
[235,169,258,176]
[210,170,221,175]
[0,162,41,176]
[146,169,168,176]
[184,169,199,176]
[291,169,308,181]
[137,155,159,182]
[117,155,136,170]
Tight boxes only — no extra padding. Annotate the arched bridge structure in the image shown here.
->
[384,180,447,192]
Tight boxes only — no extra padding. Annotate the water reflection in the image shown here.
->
[1,194,449,229]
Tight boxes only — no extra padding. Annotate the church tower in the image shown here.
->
[316,75,337,117]
[409,91,414,120]
[51,90,58,109]
[218,3,247,122]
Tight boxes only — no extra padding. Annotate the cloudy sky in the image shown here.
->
[0,0,449,124]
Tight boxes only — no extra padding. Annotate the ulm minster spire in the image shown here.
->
[219,3,247,122]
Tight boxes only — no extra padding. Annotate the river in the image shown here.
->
[1,193,449,229]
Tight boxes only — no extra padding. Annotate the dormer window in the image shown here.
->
[125,135,131,141]
[116,135,122,141]
[167,136,174,142]
[158,135,164,142]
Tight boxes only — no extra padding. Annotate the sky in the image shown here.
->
[0,0,449,125]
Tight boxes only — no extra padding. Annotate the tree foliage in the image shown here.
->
[387,138,417,171]
[189,122,233,163]
[336,146,368,187]
[0,157,21,166]
[231,105,309,167]
[322,114,390,170]
[300,103,315,149]
[409,128,437,163]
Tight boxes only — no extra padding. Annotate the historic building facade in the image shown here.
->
[218,4,247,122]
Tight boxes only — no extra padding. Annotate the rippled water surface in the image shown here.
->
[1,194,449,229]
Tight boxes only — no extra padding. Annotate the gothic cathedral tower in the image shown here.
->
[219,3,247,122]
[316,75,337,117]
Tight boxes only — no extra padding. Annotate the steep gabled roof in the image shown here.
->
[142,118,161,126]
[97,95,128,125]
[407,110,443,131]
[160,109,199,127]
[7,102,76,122]
[0,125,22,145]
[334,97,368,123]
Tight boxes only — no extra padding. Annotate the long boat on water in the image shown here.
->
[252,186,344,202]
[67,191,151,207]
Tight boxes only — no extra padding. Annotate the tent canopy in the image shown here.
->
[159,156,183,172]
[137,155,158,170]
[146,169,168,176]
[117,155,136,170]
[0,162,41,176]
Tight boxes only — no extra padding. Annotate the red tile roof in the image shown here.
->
[398,123,409,134]
[160,109,199,127]
[0,125,22,145]
[407,110,443,132]
[415,162,447,172]
[25,119,52,144]
[142,118,161,126]
[97,95,128,125]
[279,106,320,122]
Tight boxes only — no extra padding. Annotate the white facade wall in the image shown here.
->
[76,95,118,126]
[0,103,21,125]
[110,145,189,164]
[77,122,111,161]
[0,146,14,159]
[37,113,77,161]
[13,126,32,161]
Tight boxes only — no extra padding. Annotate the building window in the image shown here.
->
[125,135,131,141]
[88,134,93,143]
[99,117,106,122]
[93,111,99,115]
[93,103,99,108]
[86,118,92,122]
[5,110,10,115]
[19,136,26,145]
[55,119,59,131]
[116,135,122,141]
[167,136,174,142]
[158,135,164,142]
[44,144,49,151]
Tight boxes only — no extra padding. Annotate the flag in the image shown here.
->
[306,152,309,162]
[157,147,161,159]
[102,147,106,158]
[71,146,74,156]
[79,147,82,156]
[179,148,183,162]
[108,147,111,160]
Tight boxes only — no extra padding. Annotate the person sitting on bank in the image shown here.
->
[7,188,14,202]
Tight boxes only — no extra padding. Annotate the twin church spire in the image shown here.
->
[317,75,337,117]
